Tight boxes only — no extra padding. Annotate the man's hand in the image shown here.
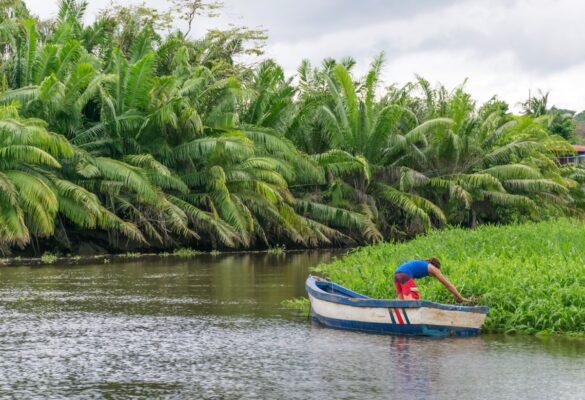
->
[458,296,478,305]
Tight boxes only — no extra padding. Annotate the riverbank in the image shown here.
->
[314,219,585,336]
[0,246,329,267]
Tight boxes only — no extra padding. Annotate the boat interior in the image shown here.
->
[315,280,369,299]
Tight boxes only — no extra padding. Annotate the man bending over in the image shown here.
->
[394,258,471,303]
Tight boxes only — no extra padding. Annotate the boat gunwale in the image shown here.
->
[306,275,489,314]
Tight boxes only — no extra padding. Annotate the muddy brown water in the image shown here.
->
[0,251,584,399]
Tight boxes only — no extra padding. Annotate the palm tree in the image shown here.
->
[522,90,549,117]
[238,59,378,244]
[0,2,583,254]
[290,56,452,238]
[162,54,354,247]
[0,104,141,251]
[398,81,579,226]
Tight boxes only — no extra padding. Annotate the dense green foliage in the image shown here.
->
[314,219,585,335]
[0,0,584,254]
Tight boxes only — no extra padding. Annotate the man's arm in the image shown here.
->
[428,265,470,303]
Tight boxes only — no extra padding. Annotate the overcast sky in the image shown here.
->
[26,0,585,112]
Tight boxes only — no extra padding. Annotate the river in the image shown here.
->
[0,251,584,399]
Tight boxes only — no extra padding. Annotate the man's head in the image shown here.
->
[427,257,441,269]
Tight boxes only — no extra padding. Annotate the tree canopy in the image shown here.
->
[0,0,583,255]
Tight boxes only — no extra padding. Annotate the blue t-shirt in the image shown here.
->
[395,260,430,279]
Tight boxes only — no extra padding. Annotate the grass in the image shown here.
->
[314,219,585,335]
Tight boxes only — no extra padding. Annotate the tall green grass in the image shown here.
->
[315,219,585,335]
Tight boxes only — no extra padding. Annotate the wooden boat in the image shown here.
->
[306,276,489,337]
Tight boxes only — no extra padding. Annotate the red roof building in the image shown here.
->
[559,145,585,165]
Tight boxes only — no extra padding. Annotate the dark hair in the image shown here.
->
[427,257,441,269]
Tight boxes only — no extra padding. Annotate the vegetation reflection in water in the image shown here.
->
[0,251,584,399]
[1,251,340,317]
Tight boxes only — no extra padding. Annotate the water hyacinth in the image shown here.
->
[314,219,585,335]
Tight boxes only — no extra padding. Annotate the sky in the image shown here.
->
[25,0,585,112]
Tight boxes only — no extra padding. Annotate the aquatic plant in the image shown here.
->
[173,248,204,258]
[268,246,286,255]
[314,219,585,335]
[282,297,310,314]
[40,253,58,264]
[123,252,142,258]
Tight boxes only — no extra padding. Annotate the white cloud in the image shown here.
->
[23,0,585,111]
[263,0,585,111]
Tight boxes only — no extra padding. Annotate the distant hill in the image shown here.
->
[575,110,585,122]
[553,107,576,115]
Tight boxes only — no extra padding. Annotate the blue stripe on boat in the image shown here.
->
[402,308,411,324]
[389,309,396,324]
[311,313,481,337]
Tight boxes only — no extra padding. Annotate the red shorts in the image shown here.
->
[394,273,420,299]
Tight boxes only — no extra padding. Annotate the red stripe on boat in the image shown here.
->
[393,308,404,324]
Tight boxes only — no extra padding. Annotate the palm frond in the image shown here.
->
[481,164,542,180]
[503,179,568,194]
[376,183,431,229]
[481,190,536,209]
